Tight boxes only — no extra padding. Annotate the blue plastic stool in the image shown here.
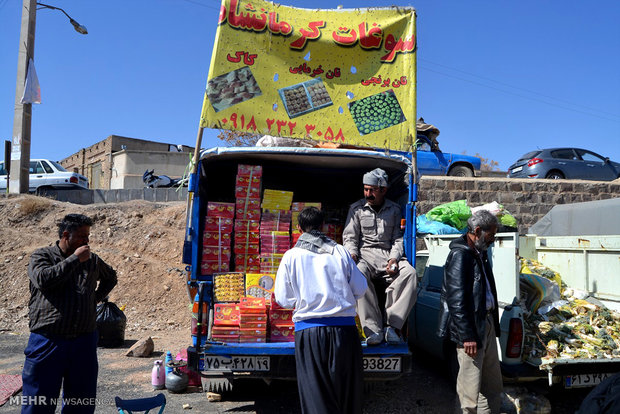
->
[115,393,166,414]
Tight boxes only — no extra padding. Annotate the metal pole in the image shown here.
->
[9,0,37,194]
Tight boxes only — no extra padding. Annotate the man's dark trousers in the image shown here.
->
[22,331,98,414]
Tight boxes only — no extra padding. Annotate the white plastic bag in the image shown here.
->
[21,58,41,104]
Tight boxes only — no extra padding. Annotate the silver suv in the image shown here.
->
[0,159,89,193]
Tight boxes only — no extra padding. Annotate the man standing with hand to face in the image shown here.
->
[21,214,117,414]
[437,210,502,414]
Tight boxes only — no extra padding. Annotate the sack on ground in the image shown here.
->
[96,299,127,347]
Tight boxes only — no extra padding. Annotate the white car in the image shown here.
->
[0,159,89,193]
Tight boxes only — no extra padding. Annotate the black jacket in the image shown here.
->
[436,234,500,347]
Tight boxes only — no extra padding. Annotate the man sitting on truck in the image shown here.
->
[343,168,417,345]
[275,207,368,414]
[437,209,502,414]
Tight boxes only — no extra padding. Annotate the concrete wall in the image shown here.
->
[43,188,188,205]
[110,150,191,189]
[417,176,620,234]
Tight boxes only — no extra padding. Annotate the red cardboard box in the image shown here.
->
[237,164,263,176]
[207,202,235,218]
[239,337,266,343]
[239,297,267,313]
[234,254,260,267]
[270,324,295,341]
[235,185,261,199]
[203,217,234,232]
[213,303,240,326]
[234,231,261,244]
[235,220,260,232]
[269,308,294,324]
[201,261,229,274]
[236,175,262,189]
[239,313,268,323]
[234,209,261,220]
[239,328,267,336]
[211,334,239,343]
[202,232,232,246]
[236,197,261,209]
[211,326,240,336]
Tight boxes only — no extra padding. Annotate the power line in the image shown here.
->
[178,0,221,11]
[420,58,620,121]
[420,65,620,124]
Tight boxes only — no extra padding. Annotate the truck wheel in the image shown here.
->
[447,166,474,177]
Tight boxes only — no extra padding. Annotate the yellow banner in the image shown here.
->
[200,0,416,151]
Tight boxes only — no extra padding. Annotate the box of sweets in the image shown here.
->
[234,231,261,244]
[237,164,263,176]
[239,296,267,313]
[234,208,261,220]
[213,273,244,302]
[269,308,294,324]
[239,337,266,343]
[234,254,260,267]
[211,334,239,343]
[239,327,267,337]
[236,174,261,189]
[211,326,240,336]
[239,313,268,323]
[236,197,261,210]
[201,261,230,274]
[202,251,231,263]
[234,220,260,232]
[235,185,261,200]
[269,325,295,342]
[202,232,232,246]
[213,303,240,326]
[291,202,322,212]
[233,242,260,255]
[203,217,233,232]
[245,273,276,301]
[207,202,235,218]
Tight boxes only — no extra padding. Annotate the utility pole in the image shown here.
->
[9,0,37,194]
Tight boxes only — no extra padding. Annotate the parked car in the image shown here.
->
[393,134,481,177]
[507,148,620,181]
[0,159,89,193]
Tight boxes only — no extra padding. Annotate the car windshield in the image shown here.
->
[49,160,67,172]
[517,151,541,162]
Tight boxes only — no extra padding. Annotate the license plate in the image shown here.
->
[203,356,270,372]
[363,356,401,372]
[511,166,523,173]
[565,373,610,388]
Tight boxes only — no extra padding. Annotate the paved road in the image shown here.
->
[1,332,590,413]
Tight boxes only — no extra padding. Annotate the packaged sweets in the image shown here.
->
[213,272,245,302]
[245,273,276,302]
[213,303,240,326]
[207,202,235,219]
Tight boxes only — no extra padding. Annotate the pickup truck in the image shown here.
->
[414,134,481,177]
[409,233,620,388]
[184,146,416,392]
[0,159,89,193]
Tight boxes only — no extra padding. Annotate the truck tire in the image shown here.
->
[447,166,474,177]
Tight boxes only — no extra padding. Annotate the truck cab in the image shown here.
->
[184,146,416,392]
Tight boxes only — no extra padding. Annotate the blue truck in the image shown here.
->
[183,146,417,392]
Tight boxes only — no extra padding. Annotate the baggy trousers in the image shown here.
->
[294,325,363,414]
[22,331,99,414]
[455,313,503,414]
[356,247,417,335]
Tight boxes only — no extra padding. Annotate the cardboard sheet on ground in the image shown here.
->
[200,0,417,151]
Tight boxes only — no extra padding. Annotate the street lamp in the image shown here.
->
[8,0,87,194]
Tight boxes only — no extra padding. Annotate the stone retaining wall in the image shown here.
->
[417,176,620,234]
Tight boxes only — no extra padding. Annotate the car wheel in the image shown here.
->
[35,186,53,196]
[447,165,474,177]
[545,171,564,179]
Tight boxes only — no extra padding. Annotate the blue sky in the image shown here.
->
[1,0,619,171]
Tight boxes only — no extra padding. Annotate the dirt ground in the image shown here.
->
[0,195,592,413]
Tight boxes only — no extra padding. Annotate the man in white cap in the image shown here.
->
[343,168,417,345]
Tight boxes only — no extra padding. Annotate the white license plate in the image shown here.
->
[203,356,270,372]
[363,357,401,372]
[565,373,610,388]
[511,166,523,173]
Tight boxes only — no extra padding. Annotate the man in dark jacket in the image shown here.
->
[437,210,502,414]
[21,214,117,413]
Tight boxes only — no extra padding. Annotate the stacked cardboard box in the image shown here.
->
[269,294,295,342]
[322,222,344,244]
[213,272,245,303]
[260,190,293,274]
[291,202,322,245]
[245,273,276,304]
[238,297,268,343]
[202,202,234,274]
[212,303,240,342]
[234,165,263,273]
